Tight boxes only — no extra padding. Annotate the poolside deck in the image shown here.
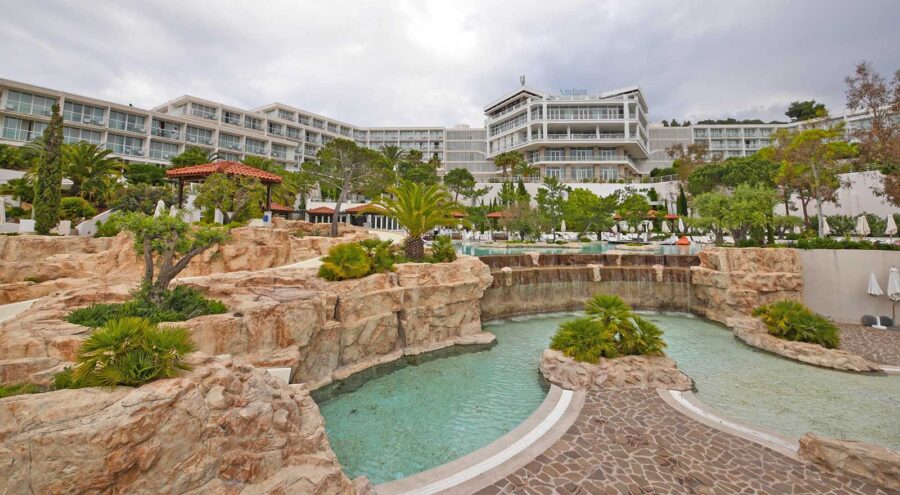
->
[478,388,894,495]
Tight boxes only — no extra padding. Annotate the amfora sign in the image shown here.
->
[560,88,588,96]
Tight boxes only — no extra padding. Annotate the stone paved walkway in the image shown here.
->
[839,324,900,366]
[478,388,895,495]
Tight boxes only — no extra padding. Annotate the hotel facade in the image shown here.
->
[0,78,887,182]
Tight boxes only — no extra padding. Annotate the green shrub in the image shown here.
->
[752,300,840,349]
[554,239,567,245]
[359,239,397,273]
[24,276,41,283]
[318,242,372,281]
[59,197,97,222]
[94,212,126,238]
[0,383,43,399]
[430,235,457,263]
[68,317,196,388]
[550,294,666,363]
[66,286,226,328]
[5,206,29,220]
[578,236,591,243]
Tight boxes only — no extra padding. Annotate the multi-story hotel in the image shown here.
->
[0,78,492,179]
[0,77,889,183]
[483,85,650,182]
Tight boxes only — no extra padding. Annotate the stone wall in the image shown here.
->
[539,349,693,391]
[0,257,494,390]
[480,253,698,320]
[799,433,900,492]
[0,223,372,304]
[690,247,803,325]
[0,353,360,494]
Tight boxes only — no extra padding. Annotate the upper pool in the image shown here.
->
[454,241,700,256]
[314,313,900,485]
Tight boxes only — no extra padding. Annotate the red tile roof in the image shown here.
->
[306,206,336,215]
[664,213,679,220]
[487,210,512,219]
[344,204,387,214]
[268,202,294,213]
[165,161,283,183]
[451,211,467,218]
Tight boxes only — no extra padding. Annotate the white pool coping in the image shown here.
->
[376,385,583,495]
[661,388,800,458]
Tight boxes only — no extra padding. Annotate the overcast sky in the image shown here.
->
[2,0,898,127]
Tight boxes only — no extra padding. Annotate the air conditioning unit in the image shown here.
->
[6,103,16,110]
[83,117,91,123]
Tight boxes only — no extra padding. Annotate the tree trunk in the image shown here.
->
[142,235,154,289]
[405,235,424,261]
[811,164,825,238]
[331,188,347,238]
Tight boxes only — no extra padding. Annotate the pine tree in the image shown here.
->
[677,185,689,216]
[34,103,63,234]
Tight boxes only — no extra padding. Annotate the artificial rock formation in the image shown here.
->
[731,318,881,372]
[0,223,372,304]
[691,247,803,325]
[539,349,693,391]
[0,353,357,494]
[799,433,900,492]
[0,256,495,390]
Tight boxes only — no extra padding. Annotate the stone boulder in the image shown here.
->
[799,433,900,492]
[731,318,881,372]
[0,353,357,495]
[539,349,693,391]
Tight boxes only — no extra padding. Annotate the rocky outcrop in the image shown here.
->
[480,253,698,320]
[0,257,495,390]
[799,433,900,492]
[691,247,803,325]
[731,318,881,372]
[539,349,693,391]
[0,353,357,494]
[0,223,373,304]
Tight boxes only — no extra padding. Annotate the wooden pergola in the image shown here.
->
[165,161,283,211]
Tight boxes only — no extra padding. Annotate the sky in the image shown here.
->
[2,0,899,127]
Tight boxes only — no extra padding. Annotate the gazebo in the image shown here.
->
[165,161,283,211]
[268,202,295,218]
[306,206,336,224]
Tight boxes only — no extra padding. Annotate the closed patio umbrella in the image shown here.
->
[153,200,166,218]
[867,272,886,329]
[661,221,670,234]
[821,216,831,236]
[886,215,897,238]
[678,218,685,233]
[888,266,900,322]
[855,215,871,238]
[560,220,566,233]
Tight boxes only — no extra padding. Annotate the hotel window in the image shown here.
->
[286,126,301,140]
[152,120,181,139]
[149,141,179,160]
[63,102,104,125]
[312,119,325,129]
[600,168,618,181]
[108,111,146,133]
[222,111,242,126]
[219,152,240,162]
[185,126,213,145]
[574,167,593,180]
[545,166,564,179]
[277,110,294,121]
[2,117,47,141]
[327,123,338,133]
[245,138,266,155]
[271,143,287,159]
[191,103,217,120]
[218,133,241,150]
[63,127,102,145]
[571,148,592,161]
[268,122,284,136]
[107,134,144,156]
[598,148,617,159]
[298,114,310,125]
[545,148,564,161]
[244,116,263,131]
[4,90,56,117]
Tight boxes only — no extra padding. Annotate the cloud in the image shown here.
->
[2,0,898,127]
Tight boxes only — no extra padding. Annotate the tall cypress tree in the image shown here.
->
[677,185,689,216]
[34,103,63,234]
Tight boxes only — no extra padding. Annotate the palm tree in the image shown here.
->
[380,144,407,178]
[492,151,524,179]
[63,142,122,203]
[512,160,540,179]
[376,180,463,260]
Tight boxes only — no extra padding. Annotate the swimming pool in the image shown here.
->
[315,313,900,484]
[454,242,700,256]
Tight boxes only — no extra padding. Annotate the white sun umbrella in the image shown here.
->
[885,215,897,238]
[888,266,900,322]
[560,220,566,233]
[169,205,178,218]
[661,221,670,234]
[855,215,871,238]
[867,272,886,329]
[611,224,617,233]
[821,216,831,237]
[153,200,166,218]
[793,224,802,235]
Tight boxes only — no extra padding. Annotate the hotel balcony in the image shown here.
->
[1,128,41,142]
[185,135,213,146]
[106,143,144,157]
[2,100,53,118]
[151,128,182,140]
[149,149,178,160]
[526,153,637,168]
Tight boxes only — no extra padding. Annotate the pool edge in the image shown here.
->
[375,385,585,495]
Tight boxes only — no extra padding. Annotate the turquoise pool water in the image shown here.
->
[315,313,900,484]
[454,242,700,256]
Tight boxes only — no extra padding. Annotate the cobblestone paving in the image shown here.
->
[839,323,900,366]
[479,388,895,495]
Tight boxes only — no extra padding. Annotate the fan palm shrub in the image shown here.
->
[358,239,396,273]
[318,242,373,281]
[752,300,840,348]
[68,317,196,388]
[550,294,667,363]
[376,180,464,261]
[63,142,122,205]
[430,235,457,263]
